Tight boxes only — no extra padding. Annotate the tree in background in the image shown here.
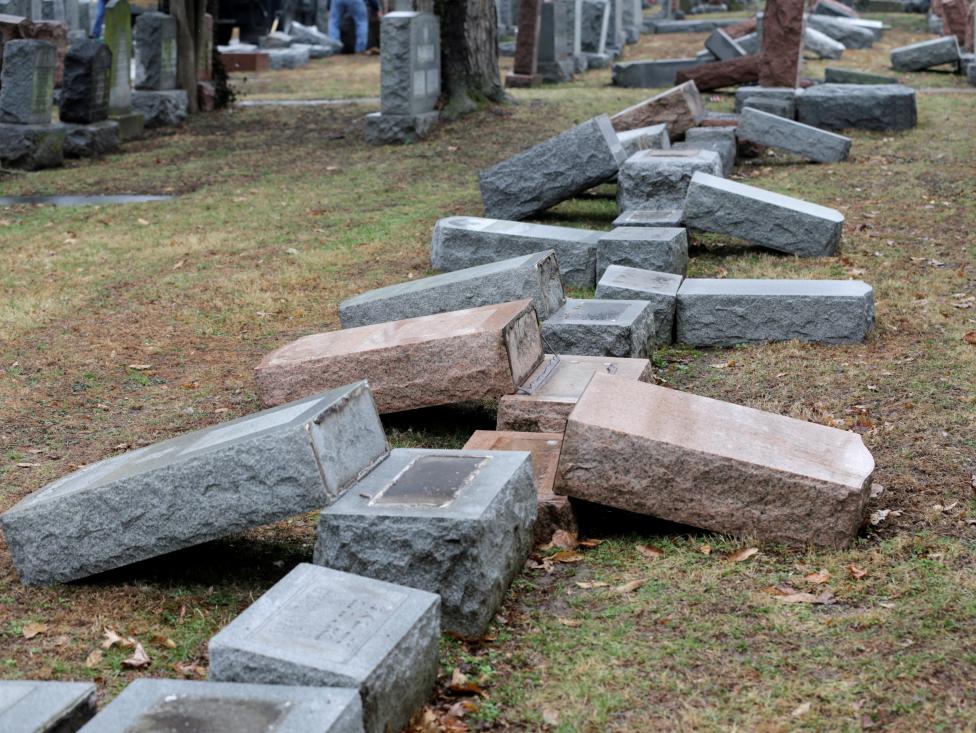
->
[169,0,206,113]
[432,0,506,118]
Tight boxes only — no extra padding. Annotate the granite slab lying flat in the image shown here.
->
[1,383,388,584]
[496,353,654,433]
[595,264,683,343]
[541,298,655,358]
[1,680,95,733]
[890,36,960,71]
[596,226,689,278]
[255,300,544,413]
[794,83,917,131]
[77,679,363,733]
[675,278,875,346]
[737,107,852,163]
[209,563,439,733]
[556,374,876,548]
[314,448,535,638]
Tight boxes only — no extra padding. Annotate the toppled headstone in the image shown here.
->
[463,430,576,541]
[758,0,804,86]
[645,18,740,33]
[675,55,759,91]
[340,251,565,327]
[256,300,544,413]
[315,448,535,638]
[612,57,700,87]
[131,88,187,127]
[209,563,439,733]
[79,680,363,733]
[133,11,177,90]
[0,39,55,123]
[616,122,670,157]
[823,67,898,84]
[805,14,875,48]
[733,85,796,115]
[890,36,960,71]
[63,118,117,156]
[289,19,343,51]
[497,353,653,432]
[431,216,601,288]
[617,148,723,210]
[804,26,845,59]
[0,383,388,584]
[610,81,704,137]
[795,83,917,131]
[595,264,682,342]
[541,298,655,357]
[507,0,543,86]
[737,107,851,163]
[683,171,844,257]
[59,38,110,123]
[676,126,737,175]
[675,278,875,345]
[219,48,270,71]
[612,208,684,227]
[736,31,760,54]
[812,0,859,17]
[704,28,746,60]
[266,45,310,68]
[555,374,876,548]
[597,226,689,277]
[260,30,293,47]
[479,115,626,221]
[0,680,95,732]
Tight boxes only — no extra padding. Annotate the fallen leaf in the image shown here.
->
[447,668,486,697]
[151,633,177,649]
[727,547,759,563]
[964,332,976,346]
[122,642,150,669]
[636,544,663,559]
[699,544,712,555]
[16,462,39,468]
[792,701,812,718]
[776,590,834,605]
[137,218,149,226]
[101,628,126,650]
[542,707,560,726]
[615,579,646,594]
[577,538,603,549]
[574,581,609,589]
[173,661,207,678]
[550,551,584,564]
[556,617,582,627]
[22,622,47,639]
[127,364,152,371]
[848,564,867,579]
[85,649,103,668]
[804,570,831,585]
[762,585,799,596]
[543,530,577,551]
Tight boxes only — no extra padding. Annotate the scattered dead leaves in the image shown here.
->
[615,579,647,594]
[122,642,151,669]
[849,564,868,579]
[727,547,760,563]
[84,649,103,668]
[556,617,582,628]
[21,622,47,639]
[699,544,712,555]
[804,570,831,585]
[549,551,584,564]
[636,545,664,559]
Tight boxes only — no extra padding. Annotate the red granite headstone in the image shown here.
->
[506,0,543,88]
[941,0,969,45]
[758,0,805,88]
[21,20,68,87]
[676,56,759,91]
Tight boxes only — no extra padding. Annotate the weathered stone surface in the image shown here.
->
[496,353,653,432]
[541,298,655,357]
[610,81,704,137]
[616,122,670,157]
[585,50,611,67]
[0,39,55,123]
[260,30,293,47]
[363,110,438,144]
[823,66,898,84]
[581,0,610,54]
[103,0,132,114]
[463,430,576,541]
[209,564,439,733]
[1,383,388,585]
[621,0,641,43]
[805,14,875,48]
[555,374,876,548]
[812,0,859,17]
[79,680,363,733]
[431,216,601,288]
[59,38,110,123]
[62,118,118,156]
[595,264,682,342]
[379,11,439,115]
[737,106,851,163]
[890,35,960,71]
[795,83,917,131]
[733,85,796,115]
[675,54,759,91]
[617,148,723,211]
[940,0,969,45]
[804,26,845,59]
[134,11,177,90]
[289,19,343,51]
[266,45,310,68]
[108,109,143,140]
[612,57,700,87]
[705,28,746,60]
[736,31,760,54]
[17,19,66,86]
[612,208,684,227]
[683,171,844,257]
[758,0,804,86]
[0,680,95,733]
[675,278,874,346]
[509,0,542,85]
[314,448,535,638]
[479,115,626,221]
[340,251,565,328]
[844,18,885,41]
[605,0,624,51]
[676,126,737,175]
[0,121,64,169]
[131,88,187,127]
[596,226,688,277]
[537,0,573,82]
[645,17,740,33]
[255,300,544,413]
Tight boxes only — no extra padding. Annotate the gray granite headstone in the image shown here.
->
[208,563,440,733]
[0,680,95,733]
[0,382,389,585]
[616,122,670,157]
[103,0,132,113]
[537,0,573,82]
[581,0,609,54]
[890,35,959,72]
[612,208,683,228]
[595,264,682,343]
[617,147,723,211]
[541,297,655,357]
[0,39,56,124]
[379,10,439,115]
[704,28,746,60]
[134,11,177,90]
[60,39,111,124]
[314,448,536,637]
[805,14,874,49]
[794,83,916,132]
[597,226,689,277]
[611,57,700,88]
[737,106,851,163]
[823,67,898,85]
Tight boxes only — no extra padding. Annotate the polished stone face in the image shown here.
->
[126,698,287,733]
[374,455,486,508]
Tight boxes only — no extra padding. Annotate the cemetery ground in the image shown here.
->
[0,12,975,732]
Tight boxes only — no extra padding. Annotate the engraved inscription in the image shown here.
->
[373,455,485,508]
[31,65,54,119]
[160,37,177,81]
[416,42,435,64]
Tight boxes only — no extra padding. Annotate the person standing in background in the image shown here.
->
[328,0,371,53]
[91,0,108,37]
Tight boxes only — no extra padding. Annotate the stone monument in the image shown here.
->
[0,38,65,168]
[102,0,144,139]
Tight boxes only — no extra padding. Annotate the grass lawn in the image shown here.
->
[1,12,975,732]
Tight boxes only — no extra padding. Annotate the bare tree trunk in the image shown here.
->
[170,0,200,113]
[433,0,506,119]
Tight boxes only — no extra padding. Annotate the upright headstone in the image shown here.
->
[497,0,516,35]
[565,0,586,71]
[102,0,144,139]
[60,38,117,156]
[758,0,804,87]
[605,0,624,55]
[364,10,440,144]
[134,11,177,90]
[581,0,610,55]
[537,0,573,81]
[506,0,542,86]
[0,38,55,123]
[621,0,641,43]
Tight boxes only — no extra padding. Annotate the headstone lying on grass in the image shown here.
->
[611,57,700,88]
[209,563,439,733]
[704,28,747,60]
[496,353,653,432]
[595,264,683,343]
[610,81,704,138]
[683,172,844,257]
[479,114,626,221]
[555,374,876,548]
[78,679,363,733]
[617,148,723,211]
[463,429,576,541]
[794,83,917,131]
[596,226,689,277]
[823,67,898,84]
[812,0,859,17]
[737,107,852,163]
[616,122,670,157]
[431,216,603,288]
[255,300,545,413]
[733,85,796,116]
[339,250,566,328]
[0,382,388,584]
[612,208,684,228]
[675,55,759,92]
[804,26,845,59]
[541,298,655,357]
[676,126,737,176]
[805,14,875,49]
[675,278,875,346]
[890,35,960,71]
[314,448,536,638]
[0,680,95,732]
